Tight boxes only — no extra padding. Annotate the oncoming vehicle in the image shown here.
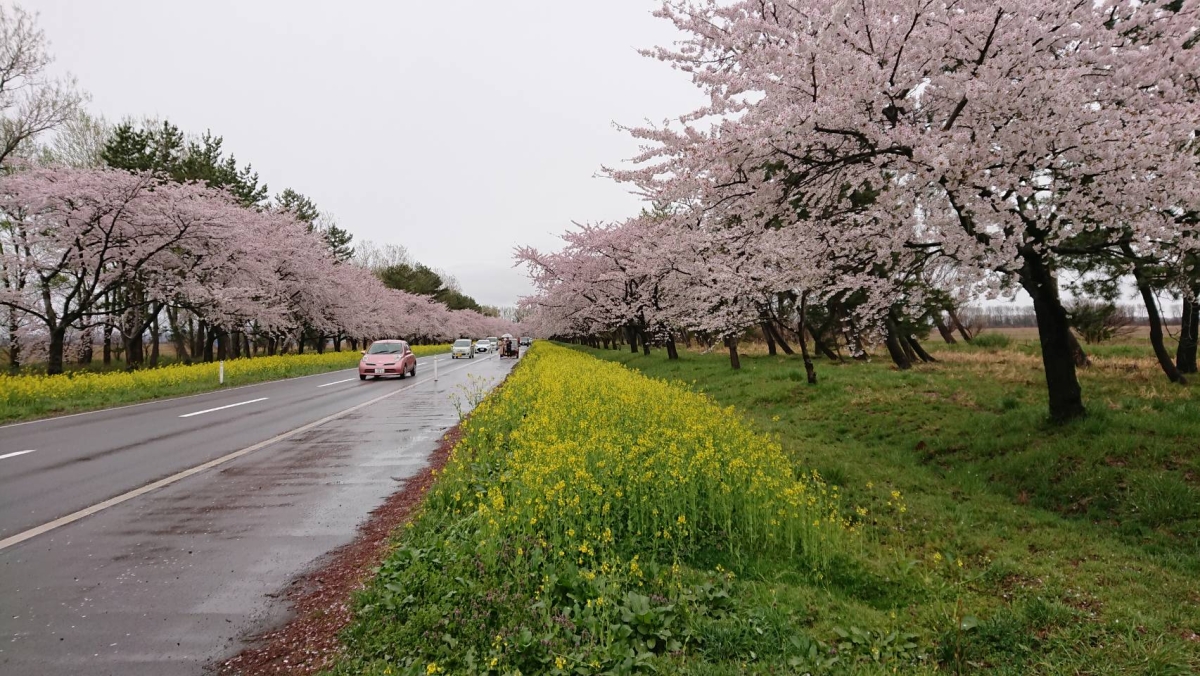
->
[451,338,474,359]
[358,340,417,380]
[475,338,491,353]
[486,337,499,352]
[519,336,532,347]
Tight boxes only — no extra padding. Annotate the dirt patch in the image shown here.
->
[217,423,464,675]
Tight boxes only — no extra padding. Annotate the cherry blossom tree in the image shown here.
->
[1,3,86,369]
[602,0,1200,421]
[1,166,513,373]
[0,169,226,372]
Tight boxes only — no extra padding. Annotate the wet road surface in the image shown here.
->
[0,352,515,675]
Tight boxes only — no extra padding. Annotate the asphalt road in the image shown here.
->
[0,350,516,675]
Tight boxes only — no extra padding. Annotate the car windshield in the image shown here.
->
[454,339,471,347]
[367,343,404,354]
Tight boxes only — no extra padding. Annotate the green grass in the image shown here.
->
[563,340,1200,673]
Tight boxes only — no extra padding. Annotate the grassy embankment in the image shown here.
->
[332,336,1199,675]
[0,343,450,423]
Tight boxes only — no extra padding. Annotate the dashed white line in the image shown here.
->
[0,354,493,552]
[178,397,269,418]
[0,450,36,461]
[317,377,357,388]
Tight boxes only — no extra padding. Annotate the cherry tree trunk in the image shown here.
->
[906,335,937,363]
[808,324,841,361]
[767,322,795,355]
[77,325,93,365]
[641,329,651,356]
[194,321,207,361]
[761,322,777,356]
[947,307,973,342]
[125,331,144,369]
[229,331,241,360]
[1178,297,1198,374]
[1019,250,1085,422]
[797,330,818,384]
[900,333,919,364]
[883,315,912,370]
[1067,330,1090,368]
[123,304,145,370]
[167,308,189,363]
[627,326,638,353]
[797,294,817,384]
[102,323,112,365]
[47,326,67,375]
[203,329,216,362]
[666,334,679,360]
[149,316,160,367]
[934,316,957,344]
[6,307,19,372]
[726,336,741,370]
[1131,268,1186,384]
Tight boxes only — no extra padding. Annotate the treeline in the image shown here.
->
[0,5,515,374]
[962,304,1184,331]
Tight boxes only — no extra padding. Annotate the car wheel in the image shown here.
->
[398,367,406,379]
[359,374,366,381]
[410,363,417,377]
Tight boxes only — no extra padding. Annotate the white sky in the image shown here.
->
[26,0,703,307]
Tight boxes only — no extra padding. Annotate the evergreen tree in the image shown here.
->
[101,121,266,207]
[275,188,320,226]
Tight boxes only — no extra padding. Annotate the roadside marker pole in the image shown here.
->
[219,360,225,385]
[434,357,438,382]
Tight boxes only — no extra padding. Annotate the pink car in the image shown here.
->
[358,340,417,380]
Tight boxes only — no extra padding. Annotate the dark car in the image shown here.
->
[358,340,417,380]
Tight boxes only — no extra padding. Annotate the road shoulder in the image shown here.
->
[217,424,463,676]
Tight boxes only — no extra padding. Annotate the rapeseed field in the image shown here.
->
[333,343,848,675]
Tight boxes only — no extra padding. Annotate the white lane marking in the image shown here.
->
[178,397,269,418]
[0,368,360,431]
[317,377,357,388]
[0,450,36,461]
[0,354,499,553]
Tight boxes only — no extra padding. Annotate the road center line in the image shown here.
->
[179,397,269,418]
[0,450,36,461]
[317,377,357,388]
[0,355,491,553]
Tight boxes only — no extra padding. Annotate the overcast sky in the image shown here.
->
[26,0,703,307]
